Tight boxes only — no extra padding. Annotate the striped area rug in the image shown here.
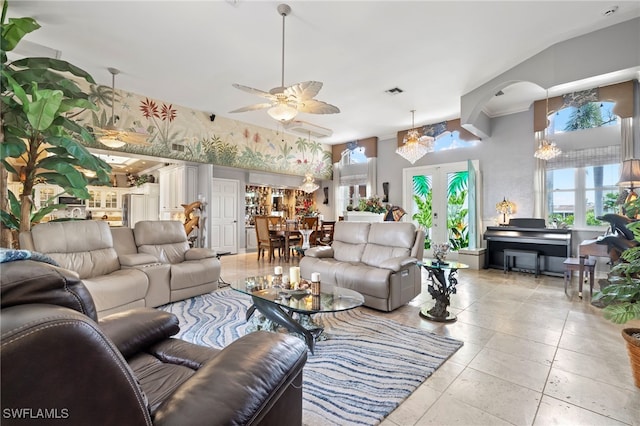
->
[160,290,463,425]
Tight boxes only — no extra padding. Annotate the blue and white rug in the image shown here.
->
[160,290,463,425]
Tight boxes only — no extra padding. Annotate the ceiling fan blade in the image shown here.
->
[121,132,152,145]
[92,126,151,145]
[285,81,323,100]
[296,99,340,114]
[229,103,274,113]
[232,83,275,99]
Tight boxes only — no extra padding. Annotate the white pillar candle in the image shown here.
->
[289,267,301,286]
[311,272,320,282]
[274,266,283,275]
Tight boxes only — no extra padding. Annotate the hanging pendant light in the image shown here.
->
[396,110,434,164]
[534,90,562,161]
[300,131,319,193]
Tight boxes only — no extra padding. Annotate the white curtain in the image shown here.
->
[533,131,546,219]
[621,117,633,160]
[367,158,377,198]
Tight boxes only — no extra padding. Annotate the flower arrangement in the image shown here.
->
[357,196,386,214]
[296,198,316,216]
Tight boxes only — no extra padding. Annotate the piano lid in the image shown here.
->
[484,226,572,243]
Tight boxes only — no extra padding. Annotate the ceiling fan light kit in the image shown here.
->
[268,103,298,122]
[97,67,149,148]
[230,3,339,124]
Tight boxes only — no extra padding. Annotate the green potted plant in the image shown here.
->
[593,220,640,388]
[0,1,112,247]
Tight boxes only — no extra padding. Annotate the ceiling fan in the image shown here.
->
[229,3,340,123]
[94,67,150,148]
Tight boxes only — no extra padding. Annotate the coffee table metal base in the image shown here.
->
[419,306,457,322]
[246,297,324,354]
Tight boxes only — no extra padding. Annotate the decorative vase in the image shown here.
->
[622,328,640,388]
[432,242,451,264]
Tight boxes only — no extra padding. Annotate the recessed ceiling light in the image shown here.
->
[602,5,618,16]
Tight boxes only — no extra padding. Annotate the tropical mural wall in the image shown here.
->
[72,81,333,180]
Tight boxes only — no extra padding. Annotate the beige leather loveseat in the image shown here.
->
[20,220,220,317]
[300,221,425,312]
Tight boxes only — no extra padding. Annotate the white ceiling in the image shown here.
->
[7,1,640,145]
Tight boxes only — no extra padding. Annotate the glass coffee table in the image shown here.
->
[230,275,364,354]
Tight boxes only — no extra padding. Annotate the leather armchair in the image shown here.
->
[1,259,307,426]
[134,220,221,302]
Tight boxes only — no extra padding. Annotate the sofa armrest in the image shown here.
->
[304,246,334,258]
[153,331,307,426]
[119,253,160,267]
[185,248,217,261]
[378,256,418,272]
[99,307,179,358]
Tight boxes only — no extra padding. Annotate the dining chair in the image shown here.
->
[318,221,335,246]
[254,216,284,262]
[300,217,319,245]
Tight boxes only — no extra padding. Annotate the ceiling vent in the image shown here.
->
[283,120,333,138]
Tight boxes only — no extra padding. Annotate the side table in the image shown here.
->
[418,259,469,322]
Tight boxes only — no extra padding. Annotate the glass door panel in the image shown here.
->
[404,161,477,257]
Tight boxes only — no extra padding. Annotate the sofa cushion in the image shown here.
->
[134,221,190,264]
[83,269,149,313]
[30,221,120,279]
[361,223,416,268]
[337,263,391,300]
[332,222,370,263]
[111,227,139,256]
[169,259,220,291]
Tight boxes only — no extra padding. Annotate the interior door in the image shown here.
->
[210,178,238,253]
[403,161,475,258]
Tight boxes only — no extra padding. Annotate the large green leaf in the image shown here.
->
[31,204,66,223]
[27,85,64,130]
[1,159,19,175]
[58,97,98,113]
[10,68,89,99]
[1,69,29,107]
[0,137,27,158]
[37,157,88,187]
[1,16,40,52]
[0,210,19,230]
[11,57,96,84]
[36,173,90,199]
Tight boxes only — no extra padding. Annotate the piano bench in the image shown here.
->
[504,249,540,278]
[563,257,596,299]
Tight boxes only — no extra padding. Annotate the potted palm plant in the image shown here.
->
[1,1,112,247]
[593,220,640,388]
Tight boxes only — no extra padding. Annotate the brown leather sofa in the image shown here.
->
[1,259,307,426]
[300,221,425,311]
[19,220,220,317]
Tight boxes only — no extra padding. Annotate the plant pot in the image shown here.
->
[622,328,640,388]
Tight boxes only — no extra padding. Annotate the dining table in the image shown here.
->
[269,224,302,261]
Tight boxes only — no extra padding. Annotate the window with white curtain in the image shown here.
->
[546,146,620,228]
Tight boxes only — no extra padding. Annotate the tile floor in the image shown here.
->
[219,252,640,426]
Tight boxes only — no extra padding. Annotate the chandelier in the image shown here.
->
[534,139,562,161]
[534,90,561,161]
[300,173,319,193]
[299,131,319,193]
[396,110,434,164]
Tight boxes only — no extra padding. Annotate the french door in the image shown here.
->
[402,160,478,257]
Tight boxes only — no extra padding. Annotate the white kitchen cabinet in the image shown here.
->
[159,164,198,219]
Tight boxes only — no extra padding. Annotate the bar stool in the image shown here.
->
[563,256,596,299]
